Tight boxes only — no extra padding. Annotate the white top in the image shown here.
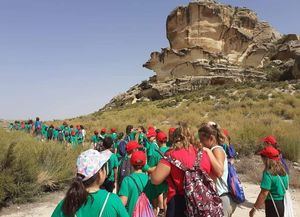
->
[211,145,229,196]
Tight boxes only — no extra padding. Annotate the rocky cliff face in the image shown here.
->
[103,0,300,110]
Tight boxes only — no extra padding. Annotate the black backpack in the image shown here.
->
[47,128,53,140]
[117,156,134,189]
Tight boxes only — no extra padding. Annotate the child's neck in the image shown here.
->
[134,169,143,174]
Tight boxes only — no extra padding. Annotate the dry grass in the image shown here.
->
[53,82,300,162]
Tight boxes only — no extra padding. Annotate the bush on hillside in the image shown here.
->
[0,129,81,207]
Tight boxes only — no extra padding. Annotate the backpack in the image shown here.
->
[118,156,134,188]
[166,151,223,217]
[128,176,155,217]
[117,140,127,158]
[57,131,64,142]
[226,162,246,204]
[222,144,237,159]
[47,128,53,140]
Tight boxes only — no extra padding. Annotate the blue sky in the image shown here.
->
[0,0,299,120]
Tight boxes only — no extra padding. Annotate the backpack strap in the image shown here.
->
[99,192,110,217]
[194,150,203,169]
[164,151,188,171]
[269,193,280,217]
[128,176,143,195]
[277,175,288,191]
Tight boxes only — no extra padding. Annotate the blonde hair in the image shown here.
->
[198,122,226,145]
[263,157,286,176]
[173,122,194,149]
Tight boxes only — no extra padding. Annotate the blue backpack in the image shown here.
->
[227,162,245,204]
[222,144,237,159]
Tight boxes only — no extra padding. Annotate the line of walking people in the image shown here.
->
[50,121,292,217]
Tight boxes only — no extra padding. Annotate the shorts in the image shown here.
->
[265,199,284,217]
[220,194,237,217]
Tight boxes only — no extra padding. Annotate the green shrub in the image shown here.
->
[0,129,81,206]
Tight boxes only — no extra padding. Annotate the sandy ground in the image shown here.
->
[0,183,299,217]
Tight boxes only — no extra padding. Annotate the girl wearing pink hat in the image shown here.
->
[52,149,129,217]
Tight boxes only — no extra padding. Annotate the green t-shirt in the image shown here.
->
[53,129,59,140]
[260,171,289,201]
[159,146,169,154]
[145,141,161,167]
[70,136,78,148]
[118,173,149,216]
[108,154,119,182]
[144,181,168,202]
[52,189,129,217]
[91,135,100,144]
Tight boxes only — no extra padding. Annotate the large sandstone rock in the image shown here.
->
[102,1,300,110]
[144,0,281,81]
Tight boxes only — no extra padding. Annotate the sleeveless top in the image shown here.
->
[211,145,228,196]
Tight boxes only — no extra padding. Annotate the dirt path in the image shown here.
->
[0,183,299,217]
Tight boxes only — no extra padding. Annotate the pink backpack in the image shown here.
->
[166,150,224,217]
[128,176,155,217]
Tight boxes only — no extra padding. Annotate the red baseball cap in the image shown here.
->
[146,129,157,138]
[258,145,280,161]
[169,128,176,134]
[71,131,76,136]
[157,131,167,143]
[126,141,141,153]
[130,151,146,166]
[101,128,107,133]
[261,135,277,146]
[111,128,117,133]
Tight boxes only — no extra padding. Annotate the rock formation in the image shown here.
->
[143,0,283,81]
[103,0,300,110]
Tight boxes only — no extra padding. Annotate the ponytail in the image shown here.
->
[198,122,225,145]
[62,175,89,216]
[62,172,99,216]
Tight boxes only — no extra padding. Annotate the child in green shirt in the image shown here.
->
[119,151,150,217]
[52,149,129,217]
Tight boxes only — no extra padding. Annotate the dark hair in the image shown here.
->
[118,132,124,140]
[103,137,113,150]
[70,125,73,128]
[80,125,84,129]
[36,117,40,121]
[62,164,107,216]
[138,126,146,134]
[133,165,144,170]
[198,123,225,146]
[126,125,133,135]
[155,129,161,133]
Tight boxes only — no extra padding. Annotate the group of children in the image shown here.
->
[9,118,87,148]
[50,121,291,217]
[7,118,290,217]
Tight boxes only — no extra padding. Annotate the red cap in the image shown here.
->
[94,130,99,134]
[130,151,146,166]
[222,129,229,137]
[261,135,277,146]
[157,131,167,143]
[101,128,107,133]
[146,129,157,138]
[126,141,141,153]
[111,128,117,133]
[71,131,76,136]
[258,145,280,161]
[169,128,176,135]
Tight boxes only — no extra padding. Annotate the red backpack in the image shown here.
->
[166,150,224,217]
